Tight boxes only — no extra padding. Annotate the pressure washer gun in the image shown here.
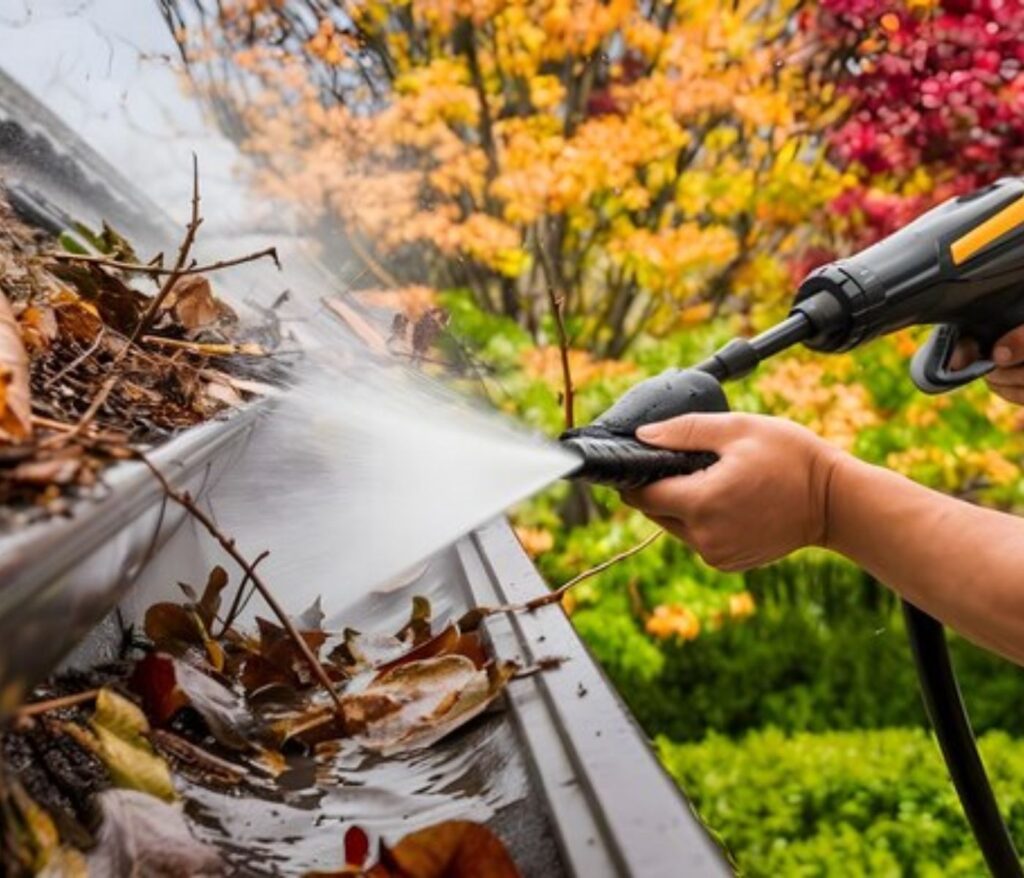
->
[563,176,1024,489]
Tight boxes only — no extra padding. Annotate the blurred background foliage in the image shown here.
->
[164,0,1024,871]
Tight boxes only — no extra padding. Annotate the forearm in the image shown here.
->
[827,456,1024,663]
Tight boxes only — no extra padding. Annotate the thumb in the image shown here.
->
[636,412,743,452]
[993,325,1024,367]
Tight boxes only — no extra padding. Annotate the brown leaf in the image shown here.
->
[52,295,103,343]
[130,652,257,751]
[377,820,521,878]
[376,820,520,878]
[243,617,327,691]
[7,448,83,485]
[341,655,515,755]
[163,274,236,331]
[49,263,148,335]
[195,566,229,631]
[85,789,222,878]
[0,289,32,442]
[18,304,58,352]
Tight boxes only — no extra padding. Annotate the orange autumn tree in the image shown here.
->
[166,0,844,357]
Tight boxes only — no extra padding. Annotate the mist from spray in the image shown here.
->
[207,315,580,622]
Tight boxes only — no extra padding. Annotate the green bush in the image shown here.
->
[658,728,1024,876]
[577,600,1024,743]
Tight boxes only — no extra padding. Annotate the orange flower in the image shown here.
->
[514,525,555,558]
[728,591,756,620]
[645,604,701,641]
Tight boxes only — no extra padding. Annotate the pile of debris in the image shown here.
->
[2,571,525,876]
[0,177,281,527]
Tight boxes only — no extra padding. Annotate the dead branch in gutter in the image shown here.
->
[135,452,344,713]
[15,689,99,719]
[47,246,280,278]
[472,529,664,622]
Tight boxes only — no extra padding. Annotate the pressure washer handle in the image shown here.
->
[562,431,717,491]
[560,368,727,490]
[910,325,996,394]
[794,177,1024,394]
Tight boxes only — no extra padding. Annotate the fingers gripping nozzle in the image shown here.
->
[560,369,727,490]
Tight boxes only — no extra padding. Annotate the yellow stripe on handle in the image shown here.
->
[951,195,1024,265]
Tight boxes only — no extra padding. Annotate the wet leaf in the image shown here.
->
[38,845,89,877]
[88,687,177,802]
[242,617,327,691]
[376,820,521,878]
[395,596,433,645]
[0,289,32,441]
[145,586,224,671]
[307,821,520,878]
[131,652,256,751]
[195,565,229,630]
[341,655,515,755]
[5,780,61,873]
[86,789,222,878]
[293,596,325,632]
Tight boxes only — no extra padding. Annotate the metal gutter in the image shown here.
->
[0,405,264,703]
[457,519,729,878]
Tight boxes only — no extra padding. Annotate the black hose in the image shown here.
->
[903,600,1023,877]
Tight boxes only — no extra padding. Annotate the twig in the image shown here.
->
[135,153,204,339]
[472,529,664,621]
[46,246,280,278]
[536,238,575,429]
[135,452,344,713]
[46,155,204,447]
[16,689,99,718]
[43,328,106,389]
[347,231,401,289]
[217,549,270,637]
[512,656,569,680]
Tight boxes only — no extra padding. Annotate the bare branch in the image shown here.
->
[47,246,280,278]
[135,452,344,713]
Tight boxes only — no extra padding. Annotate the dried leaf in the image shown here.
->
[131,652,256,751]
[376,820,521,878]
[18,304,58,352]
[163,275,236,331]
[307,822,520,878]
[49,263,148,335]
[0,289,32,441]
[88,687,177,802]
[85,789,222,878]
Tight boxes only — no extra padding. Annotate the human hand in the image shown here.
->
[622,414,844,572]
[951,326,1024,404]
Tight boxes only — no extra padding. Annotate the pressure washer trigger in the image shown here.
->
[909,324,995,395]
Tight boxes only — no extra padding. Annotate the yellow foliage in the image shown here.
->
[183,0,837,352]
[757,357,879,451]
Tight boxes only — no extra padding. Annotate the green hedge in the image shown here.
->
[575,604,1024,742]
[658,728,1024,877]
